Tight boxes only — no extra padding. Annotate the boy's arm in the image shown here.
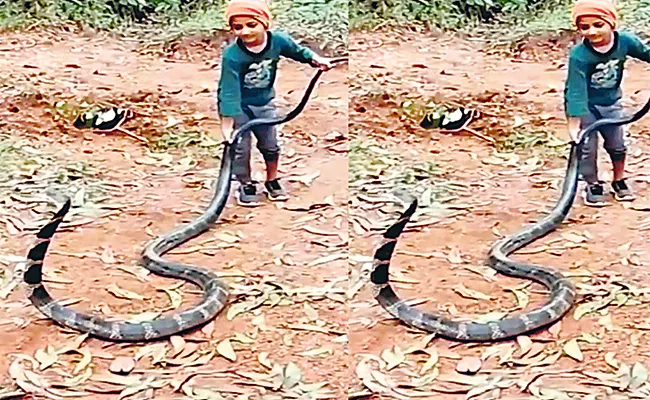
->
[216,57,244,142]
[567,116,582,143]
[564,55,590,142]
[625,32,650,63]
[220,116,236,143]
[277,32,333,70]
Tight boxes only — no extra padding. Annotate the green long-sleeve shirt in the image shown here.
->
[216,31,316,117]
[564,30,650,117]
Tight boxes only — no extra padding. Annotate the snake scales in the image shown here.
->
[22,58,347,341]
[371,97,650,341]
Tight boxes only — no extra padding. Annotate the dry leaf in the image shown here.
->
[474,311,507,323]
[106,283,145,301]
[100,246,116,264]
[62,367,93,388]
[9,358,27,381]
[456,356,482,374]
[631,362,649,389]
[452,284,492,301]
[109,357,135,375]
[191,388,225,400]
[370,370,396,389]
[516,336,533,356]
[287,323,330,334]
[216,339,236,362]
[404,333,436,354]
[573,302,597,320]
[526,343,545,360]
[169,336,185,358]
[447,247,463,264]
[201,321,215,337]
[605,352,619,369]
[307,252,346,267]
[381,347,405,371]
[303,303,319,321]
[579,332,601,344]
[562,339,583,362]
[159,287,182,309]
[506,287,530,308]
[283,362,302,389]
[258,352,273,369]
[70,333,89,350]
[22,369,45,391]
[561,232,587,243]
[175,342,199,359]
[135,343,166,364]
[297,346,332,358]
[548,321,562,338]
[231,332,255,344]
[420,349,439,375]
[73,349,92,375]
[34,345,58,370]
[213,232,240,243]
[355,359,373,382]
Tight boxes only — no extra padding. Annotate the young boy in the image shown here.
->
[216,0,334,207]
[565,0,650,207]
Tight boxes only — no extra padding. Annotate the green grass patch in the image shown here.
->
[0,133,108,214]
[150,127,223,154]
[350,0,650,48]
[0,0,347,55]
[349,136,463,217]
[496,128,567,159]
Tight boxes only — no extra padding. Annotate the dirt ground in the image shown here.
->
[348,30,650,399]
[0,28,348,399]
[4,23,650,400]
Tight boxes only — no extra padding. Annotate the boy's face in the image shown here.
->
[230,16,266,47]
[577,16,614,47]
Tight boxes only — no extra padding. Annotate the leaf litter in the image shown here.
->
[346,34,650,400]
[349,137,469,228]
[0,39,353,400]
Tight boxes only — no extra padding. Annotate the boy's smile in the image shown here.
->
[577,16,614,47]
[231,16,266,47]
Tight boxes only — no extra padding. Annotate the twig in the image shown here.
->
[440,126,496,145]
[463,126,497,144]
[115,127,149,144]
[437,108,497,145]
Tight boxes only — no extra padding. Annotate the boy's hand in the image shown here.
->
[222,128,233,144]
[567,117,581,144]
[311,56,334,71]
[221,116,235,144]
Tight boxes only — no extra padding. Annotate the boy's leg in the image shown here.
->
[232,113,264,207]
[579,111,608,207]
[249,101,290,201]
[597,103,636,201]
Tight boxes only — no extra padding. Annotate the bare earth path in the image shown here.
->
[348,30,650,399]
[0,29,348,399]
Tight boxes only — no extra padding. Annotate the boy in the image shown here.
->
[216,0,334,207]
[564,0,650,207]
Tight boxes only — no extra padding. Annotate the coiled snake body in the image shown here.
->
[23,58,347,341]
[371,98,650,341]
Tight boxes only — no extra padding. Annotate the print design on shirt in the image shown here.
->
[243,59,274,89]
[590,59,620,89]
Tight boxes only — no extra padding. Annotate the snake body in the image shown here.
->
[371,97,650,341]
[23,58,347,341]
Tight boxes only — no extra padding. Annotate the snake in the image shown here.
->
[370,96,650,341]
[22,57,348,341]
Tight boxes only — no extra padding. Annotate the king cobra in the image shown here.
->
[371,97,650,341]
[22,57,348,341]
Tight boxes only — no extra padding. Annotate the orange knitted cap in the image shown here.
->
[571,0,618,28]
[225,0,272,29]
